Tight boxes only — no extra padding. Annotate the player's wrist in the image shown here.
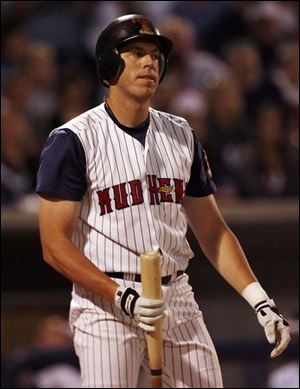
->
[241,282,269,309]
[114,285,125,309]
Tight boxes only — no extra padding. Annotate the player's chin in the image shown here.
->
[134,83,158,99]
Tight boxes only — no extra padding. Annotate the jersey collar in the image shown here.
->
[104,100,150,133]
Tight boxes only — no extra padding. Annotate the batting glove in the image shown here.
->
[255,299,290,358]
[114,286,165,332]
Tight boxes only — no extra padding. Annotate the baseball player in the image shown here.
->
[37,14,290,388]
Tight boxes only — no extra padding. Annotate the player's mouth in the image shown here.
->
[137,73,157,82]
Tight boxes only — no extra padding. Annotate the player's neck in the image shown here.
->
[106,92,150,128]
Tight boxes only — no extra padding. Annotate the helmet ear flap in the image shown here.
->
[158,53,167,83]
[97,48,123,87]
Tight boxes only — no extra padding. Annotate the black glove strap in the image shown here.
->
[120,287,140,317]
[255,300,268,314]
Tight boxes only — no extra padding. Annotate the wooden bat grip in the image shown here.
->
[140,250,163,388]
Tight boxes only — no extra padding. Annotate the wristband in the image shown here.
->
[241,282,269,309]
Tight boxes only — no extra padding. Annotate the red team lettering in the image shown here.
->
[97,187,113,216]
[97,175,185,215]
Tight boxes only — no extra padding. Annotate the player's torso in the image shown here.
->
[60,104,194,275]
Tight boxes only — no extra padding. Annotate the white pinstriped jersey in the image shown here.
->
[53,102,195,283]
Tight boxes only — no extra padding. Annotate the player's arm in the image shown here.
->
[182,194,290,357]
[183,131,256,292]
[37,129,118,302]
[38,195,119,303]
[183,131,289,357]
[182,194,256,293]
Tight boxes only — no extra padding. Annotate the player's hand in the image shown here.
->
[133,296,165,332]
[255,299,290,358]
[114,286,165,332]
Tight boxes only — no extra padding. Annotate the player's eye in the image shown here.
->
[127,50,160,62]
[131,50,144,57]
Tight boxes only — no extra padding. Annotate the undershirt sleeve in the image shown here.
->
[36,128,87,201]
[185,131,217,197]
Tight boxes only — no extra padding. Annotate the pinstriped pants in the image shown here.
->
[71,275,223,388]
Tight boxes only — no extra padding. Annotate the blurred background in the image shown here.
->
[1,1,299,387]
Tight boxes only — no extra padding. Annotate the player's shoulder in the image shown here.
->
[53,103,107,136]
[149,107,191,130]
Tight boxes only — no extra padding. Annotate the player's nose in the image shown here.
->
[143,53,158,69]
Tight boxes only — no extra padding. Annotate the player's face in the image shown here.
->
[117,41,160,100]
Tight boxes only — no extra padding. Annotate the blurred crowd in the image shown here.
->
[1,1,299,208]
[2,315,80,388]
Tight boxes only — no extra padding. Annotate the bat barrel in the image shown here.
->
[140,251,162,299]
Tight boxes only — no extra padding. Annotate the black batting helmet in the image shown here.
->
[95,14,173,87]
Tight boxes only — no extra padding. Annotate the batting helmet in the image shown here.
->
[95,14,173,87]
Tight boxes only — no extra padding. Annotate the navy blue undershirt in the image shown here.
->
[104,101,150,147]
[36,106,216,200]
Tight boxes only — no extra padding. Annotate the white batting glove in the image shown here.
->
[255,299,290,358]
[114,286,165,332]
[241,282,290,358]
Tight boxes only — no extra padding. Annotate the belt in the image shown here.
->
[105,270,184,285]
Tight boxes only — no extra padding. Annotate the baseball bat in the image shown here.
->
[140,250,163,388]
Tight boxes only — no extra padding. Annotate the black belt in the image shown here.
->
[106,270,184,285]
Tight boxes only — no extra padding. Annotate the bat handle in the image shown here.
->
[151,375,163,388]
[147,318,163,387]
